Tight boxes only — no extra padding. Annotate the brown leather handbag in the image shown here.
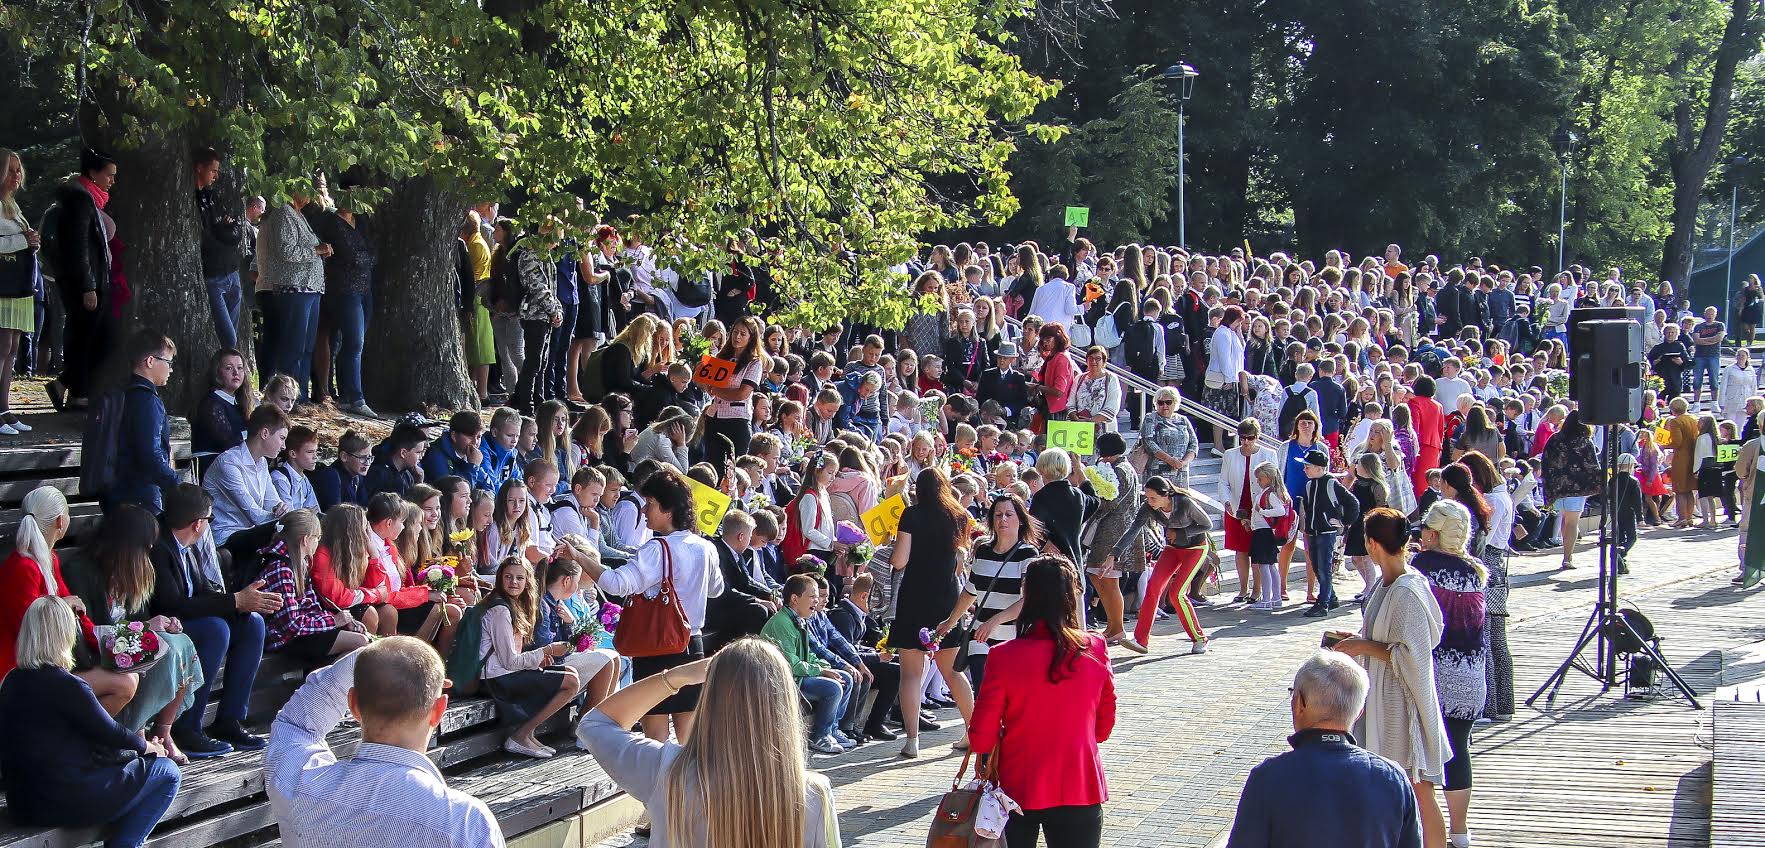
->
[613,539,692,658]
[927,745,1005,848]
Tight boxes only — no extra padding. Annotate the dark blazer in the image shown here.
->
[1310,377,1348,436]
[0,667,155,827]
[111,376,183,514]
[49,181,109,302]
[311,461,369,511]
[712,538,774,606]
[147,532,236,621]
[826,597,883,649]
[1029,479,1099,563]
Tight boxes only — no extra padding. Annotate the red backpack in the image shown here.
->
[781,491,817,565]
[1262,488,1296,544]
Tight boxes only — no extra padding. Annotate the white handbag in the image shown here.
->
[1069,321,1093,348]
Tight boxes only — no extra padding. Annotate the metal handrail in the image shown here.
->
[999,315,1282,452]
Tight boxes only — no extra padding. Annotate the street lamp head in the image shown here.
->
[1162,63,1199,101]
[1730,154,1750,170]
[1550,129,1576,157]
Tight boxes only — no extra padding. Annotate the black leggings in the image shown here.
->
[702,414,750,471]
[1443,716,1475,791]
[511,318,552,414]
[1005,803,1103,848]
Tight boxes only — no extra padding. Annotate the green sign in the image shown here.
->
[1063,206,1090,228]
[1047,420,1096,456]
[1719,442,1740,464]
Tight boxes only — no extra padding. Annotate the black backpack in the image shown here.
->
[487,245,524,312]
[675,270,713,307]
[36,202,63,280]
[79,386,130,497]
[1124,319,1162,378]
[1277,385,1312,441]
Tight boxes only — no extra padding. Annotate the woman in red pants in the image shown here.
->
[1103,475,1215,655]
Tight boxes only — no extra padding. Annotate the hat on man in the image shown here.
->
[1303,449,1331,468]
[995,341,1021,358]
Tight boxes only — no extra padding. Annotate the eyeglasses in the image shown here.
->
[347,452,372,462]
[150,355,173,366]
[1156,400,1175,407]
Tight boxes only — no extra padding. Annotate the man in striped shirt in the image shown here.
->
[267,639,504,847]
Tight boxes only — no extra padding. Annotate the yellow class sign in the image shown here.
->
[862,494,907,545]
[1047,420,1096,456]
[686,477,732,536]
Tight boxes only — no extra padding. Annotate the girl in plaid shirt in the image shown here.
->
[258,510,369,664]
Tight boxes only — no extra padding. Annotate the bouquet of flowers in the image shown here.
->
[1642,373,1665,395]
[919,395,944,425]
[446,529,474,556]
[848,540,875,566]
[941,448,976,478]
[791,431,818,461]
[678,323,713,364]
[572,611,610,652]
[745,491,773,514]
[103,621,161,673]
[1543,370,1570,402]
[1085,463,1120,501]
[421,558,462,625]
[598,602,623,634]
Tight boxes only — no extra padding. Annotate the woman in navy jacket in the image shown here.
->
[0,596,182,848]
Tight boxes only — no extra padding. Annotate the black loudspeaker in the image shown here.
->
[1570,317,1644,425]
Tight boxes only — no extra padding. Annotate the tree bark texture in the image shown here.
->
[363,176,475,411]
[1660,0,1761,292]
[97,118,215,414]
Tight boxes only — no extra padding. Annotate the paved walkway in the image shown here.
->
[599,522,1764,847]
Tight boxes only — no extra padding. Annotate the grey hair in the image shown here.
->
[1293,650,1368,725]
[1422,499,1473,560]
[1034,447,1070,481]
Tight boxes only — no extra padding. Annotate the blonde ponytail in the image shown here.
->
[17,486,69,592]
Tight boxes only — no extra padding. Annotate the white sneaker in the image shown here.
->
[1190,640,1209,655]
[0,422,17,436]
[7,417,30,433]
[808,736,845,755]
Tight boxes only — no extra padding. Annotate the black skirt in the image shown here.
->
[396,601,437,635]
[484,667,573,727]
[277,630,344,665]
[1250,527,1281,565]
[1697,463,1726,497]
[629,635,706,715]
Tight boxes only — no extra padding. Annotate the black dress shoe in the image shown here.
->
[864,724,901,741]
[172,729,234,759]
[209,720,267,751]
[918,715,941,732]
[1302,606,1328,618]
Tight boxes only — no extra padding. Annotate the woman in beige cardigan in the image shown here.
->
[1328,507,1451,848]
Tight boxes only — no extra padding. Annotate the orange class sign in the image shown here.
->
[694,355,739,389]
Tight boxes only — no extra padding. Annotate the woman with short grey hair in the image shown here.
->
[1138,386,1197,486]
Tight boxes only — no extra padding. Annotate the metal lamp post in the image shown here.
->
[1728,155,1749,323]
[1551,129,1576,276]
[1162,63,1199,251]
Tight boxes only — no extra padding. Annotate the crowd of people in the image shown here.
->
[2,139,1763,848]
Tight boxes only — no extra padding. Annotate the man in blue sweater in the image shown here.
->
[1227,651,1422,848]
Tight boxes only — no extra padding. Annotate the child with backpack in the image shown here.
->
[1249,461,1293,611]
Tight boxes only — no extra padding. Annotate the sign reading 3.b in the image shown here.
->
[1047,420,1096,456]
[694,355,739,389]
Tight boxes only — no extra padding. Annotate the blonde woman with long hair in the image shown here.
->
[0,149,38,433]
[578,639,840,847]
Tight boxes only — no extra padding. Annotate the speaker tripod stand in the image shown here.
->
[1526,425,1700,709]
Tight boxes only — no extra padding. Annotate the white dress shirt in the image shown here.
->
[1027,277,1084,327]
[266,651,505,848]
[204,442,284,543]
[595,531,725,634]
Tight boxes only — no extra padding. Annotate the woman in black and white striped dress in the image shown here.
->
[935,492,1040,695]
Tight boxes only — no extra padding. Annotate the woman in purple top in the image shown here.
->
[1411,499,1487,848]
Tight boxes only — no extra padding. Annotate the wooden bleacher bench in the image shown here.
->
[1710,700,1765,848]
[0,418,630,847]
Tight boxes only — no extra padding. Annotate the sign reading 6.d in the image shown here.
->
[694,355,739,389]
[1047,420,1096,456]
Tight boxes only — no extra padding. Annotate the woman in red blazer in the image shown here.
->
[969,554,1116,848]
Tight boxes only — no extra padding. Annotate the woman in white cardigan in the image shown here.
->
[1328,506,1451,848]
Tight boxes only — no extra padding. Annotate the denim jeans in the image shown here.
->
[801,674,845,739]
[1691,353,1720,398]
[106,754,181,848]
[546,302,577,401]
[274,291,322,400]
[175,613,266,733]
[205,271,244,350]
[328,289,370,405]
[1307,531,1340,607]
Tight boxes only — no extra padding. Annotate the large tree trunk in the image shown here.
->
[98,119,214,413]
[364,177,475,411]
[1659,0,1760,293]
